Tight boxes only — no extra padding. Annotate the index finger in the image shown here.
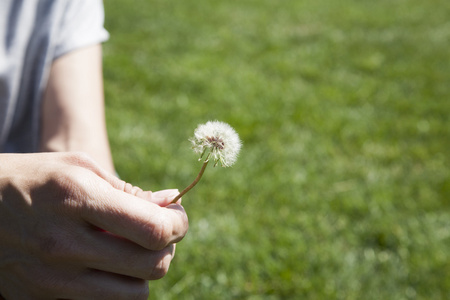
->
[81,185,189,251]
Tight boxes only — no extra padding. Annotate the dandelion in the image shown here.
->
[171,121,242,203]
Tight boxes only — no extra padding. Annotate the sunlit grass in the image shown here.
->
[103,0,450,299]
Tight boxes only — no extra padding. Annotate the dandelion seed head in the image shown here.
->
[190,121,242,167]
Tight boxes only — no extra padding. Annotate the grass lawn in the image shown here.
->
[103,0,450,299]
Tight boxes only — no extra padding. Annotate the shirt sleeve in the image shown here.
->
[53,0,109,59]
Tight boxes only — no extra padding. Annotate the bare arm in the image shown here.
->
[40,44,115,173]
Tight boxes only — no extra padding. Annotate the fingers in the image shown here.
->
[64,270,150,300]
[33,224,176,281]
[84,230,176,280]
[0,152,186,299]
[10,265,150,300]
[57,153,188,249]
[81,186,188,250]
[56,152,187,274]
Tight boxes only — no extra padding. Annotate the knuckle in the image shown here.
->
[146,208,189,249]
[148,253,171,280]
[121,182,143,196]
[148,219,172,250]
[64,152,95,167]
[130,185,144,196]
[60,152,105,178]
[170,206,189,243]
[180,211,189,237]
[124,182,134,193]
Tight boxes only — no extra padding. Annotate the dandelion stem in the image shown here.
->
[171,159,210,203]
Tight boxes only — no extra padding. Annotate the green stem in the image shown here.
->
[171,159,210,203]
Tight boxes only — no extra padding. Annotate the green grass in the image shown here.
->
[102,0,450,299]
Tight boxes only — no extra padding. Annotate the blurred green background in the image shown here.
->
[102,0,449,299]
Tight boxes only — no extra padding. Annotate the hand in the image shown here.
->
[0,152,188,299]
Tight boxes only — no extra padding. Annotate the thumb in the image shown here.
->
[79,159,181,207]
[106,178,180,207]
[148,189,181,206]
[102,175,180,207]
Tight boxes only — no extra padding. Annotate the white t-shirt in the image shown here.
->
[0,0,109,153]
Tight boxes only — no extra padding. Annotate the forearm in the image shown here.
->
[39,44,114,173]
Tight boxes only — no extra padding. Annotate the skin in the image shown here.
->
[40,44,115,173]
[0,152,188,299]
[0,45,188,299]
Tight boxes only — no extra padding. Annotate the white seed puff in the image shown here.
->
[190,121,242,167]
